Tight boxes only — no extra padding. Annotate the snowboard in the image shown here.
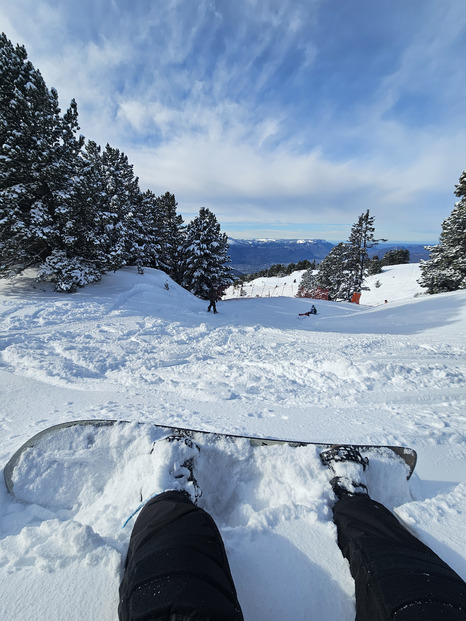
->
[4,419,417,498]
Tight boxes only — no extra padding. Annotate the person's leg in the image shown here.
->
[119,490,244,621]
[321,446,466,620]
[333,494,466,620]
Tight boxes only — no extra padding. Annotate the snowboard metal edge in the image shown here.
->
[4,419,417,495]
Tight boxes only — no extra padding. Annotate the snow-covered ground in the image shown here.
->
[225,269,305,299]
[0,265,465,620]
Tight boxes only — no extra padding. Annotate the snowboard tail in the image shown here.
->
[4,419,417,497]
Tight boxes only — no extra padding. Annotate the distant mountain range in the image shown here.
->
[227,239,333,274]
[227,238,432,275]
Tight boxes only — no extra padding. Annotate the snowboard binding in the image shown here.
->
[150,433,202,504]
[320,445,369,499]
[320,445,369,470]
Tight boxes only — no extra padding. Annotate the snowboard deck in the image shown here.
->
[4,419,417,497]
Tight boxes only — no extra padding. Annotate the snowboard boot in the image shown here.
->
[320,445,369,500]
[148,433,202,504]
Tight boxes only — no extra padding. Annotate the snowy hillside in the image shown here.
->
[0,267,465,620]
[361,263,426,305]
[225,262,425,305]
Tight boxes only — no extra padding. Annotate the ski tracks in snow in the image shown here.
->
[1,296,465,454]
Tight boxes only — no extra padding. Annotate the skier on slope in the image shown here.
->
[118,438,466,621]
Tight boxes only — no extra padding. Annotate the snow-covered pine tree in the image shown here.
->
[367,255,383,275]
[37,137,123,291]
[297,264,319,297]
[182,207,232,299]
[34,102,106,292]
[0,34,67,273]
[0,33,103,291]
[133,190,163,271]
[381,248,410,266]
[300,242,352,301]
[36,136,146,291]
[100,144,142,271]
[74,140,123,272]
[154,192,186,283]
[299,211,384,301]
[418,171,466,293]
[346,210,386,293]
[0,33,188,291]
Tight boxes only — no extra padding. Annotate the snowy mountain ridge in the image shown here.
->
[227,237,334,273]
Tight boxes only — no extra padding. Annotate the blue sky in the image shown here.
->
[1,0,466,242]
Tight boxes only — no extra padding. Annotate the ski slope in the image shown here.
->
[224,263,425,305]
[0,266,465,620]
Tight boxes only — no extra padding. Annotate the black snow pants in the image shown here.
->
[119,491,466,621]
[118,491,244,621]
[333,494,466,620]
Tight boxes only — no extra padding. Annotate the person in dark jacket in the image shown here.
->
[119,439,466,621]
[299,304,317,317]
[207,286,219,313]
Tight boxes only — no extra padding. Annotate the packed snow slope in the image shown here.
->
[0,265,465,620]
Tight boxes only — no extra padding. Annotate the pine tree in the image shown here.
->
[36,137,121,291]
[0,33,237,293]
[100,144,142,270]
[299,211,384,301]
[0,33,62,272]
[0,33,96,290]
[77,140,123,272]
[134,190,163,271]
[298,264,318,297]
[154,192,185,282]
[315,243,354,300]
[381,249,410,266]
[367,255,383,275]
[34,104,108,292]
[418,171,466,293]
[182,207,232,299]
[346,210,386,293]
